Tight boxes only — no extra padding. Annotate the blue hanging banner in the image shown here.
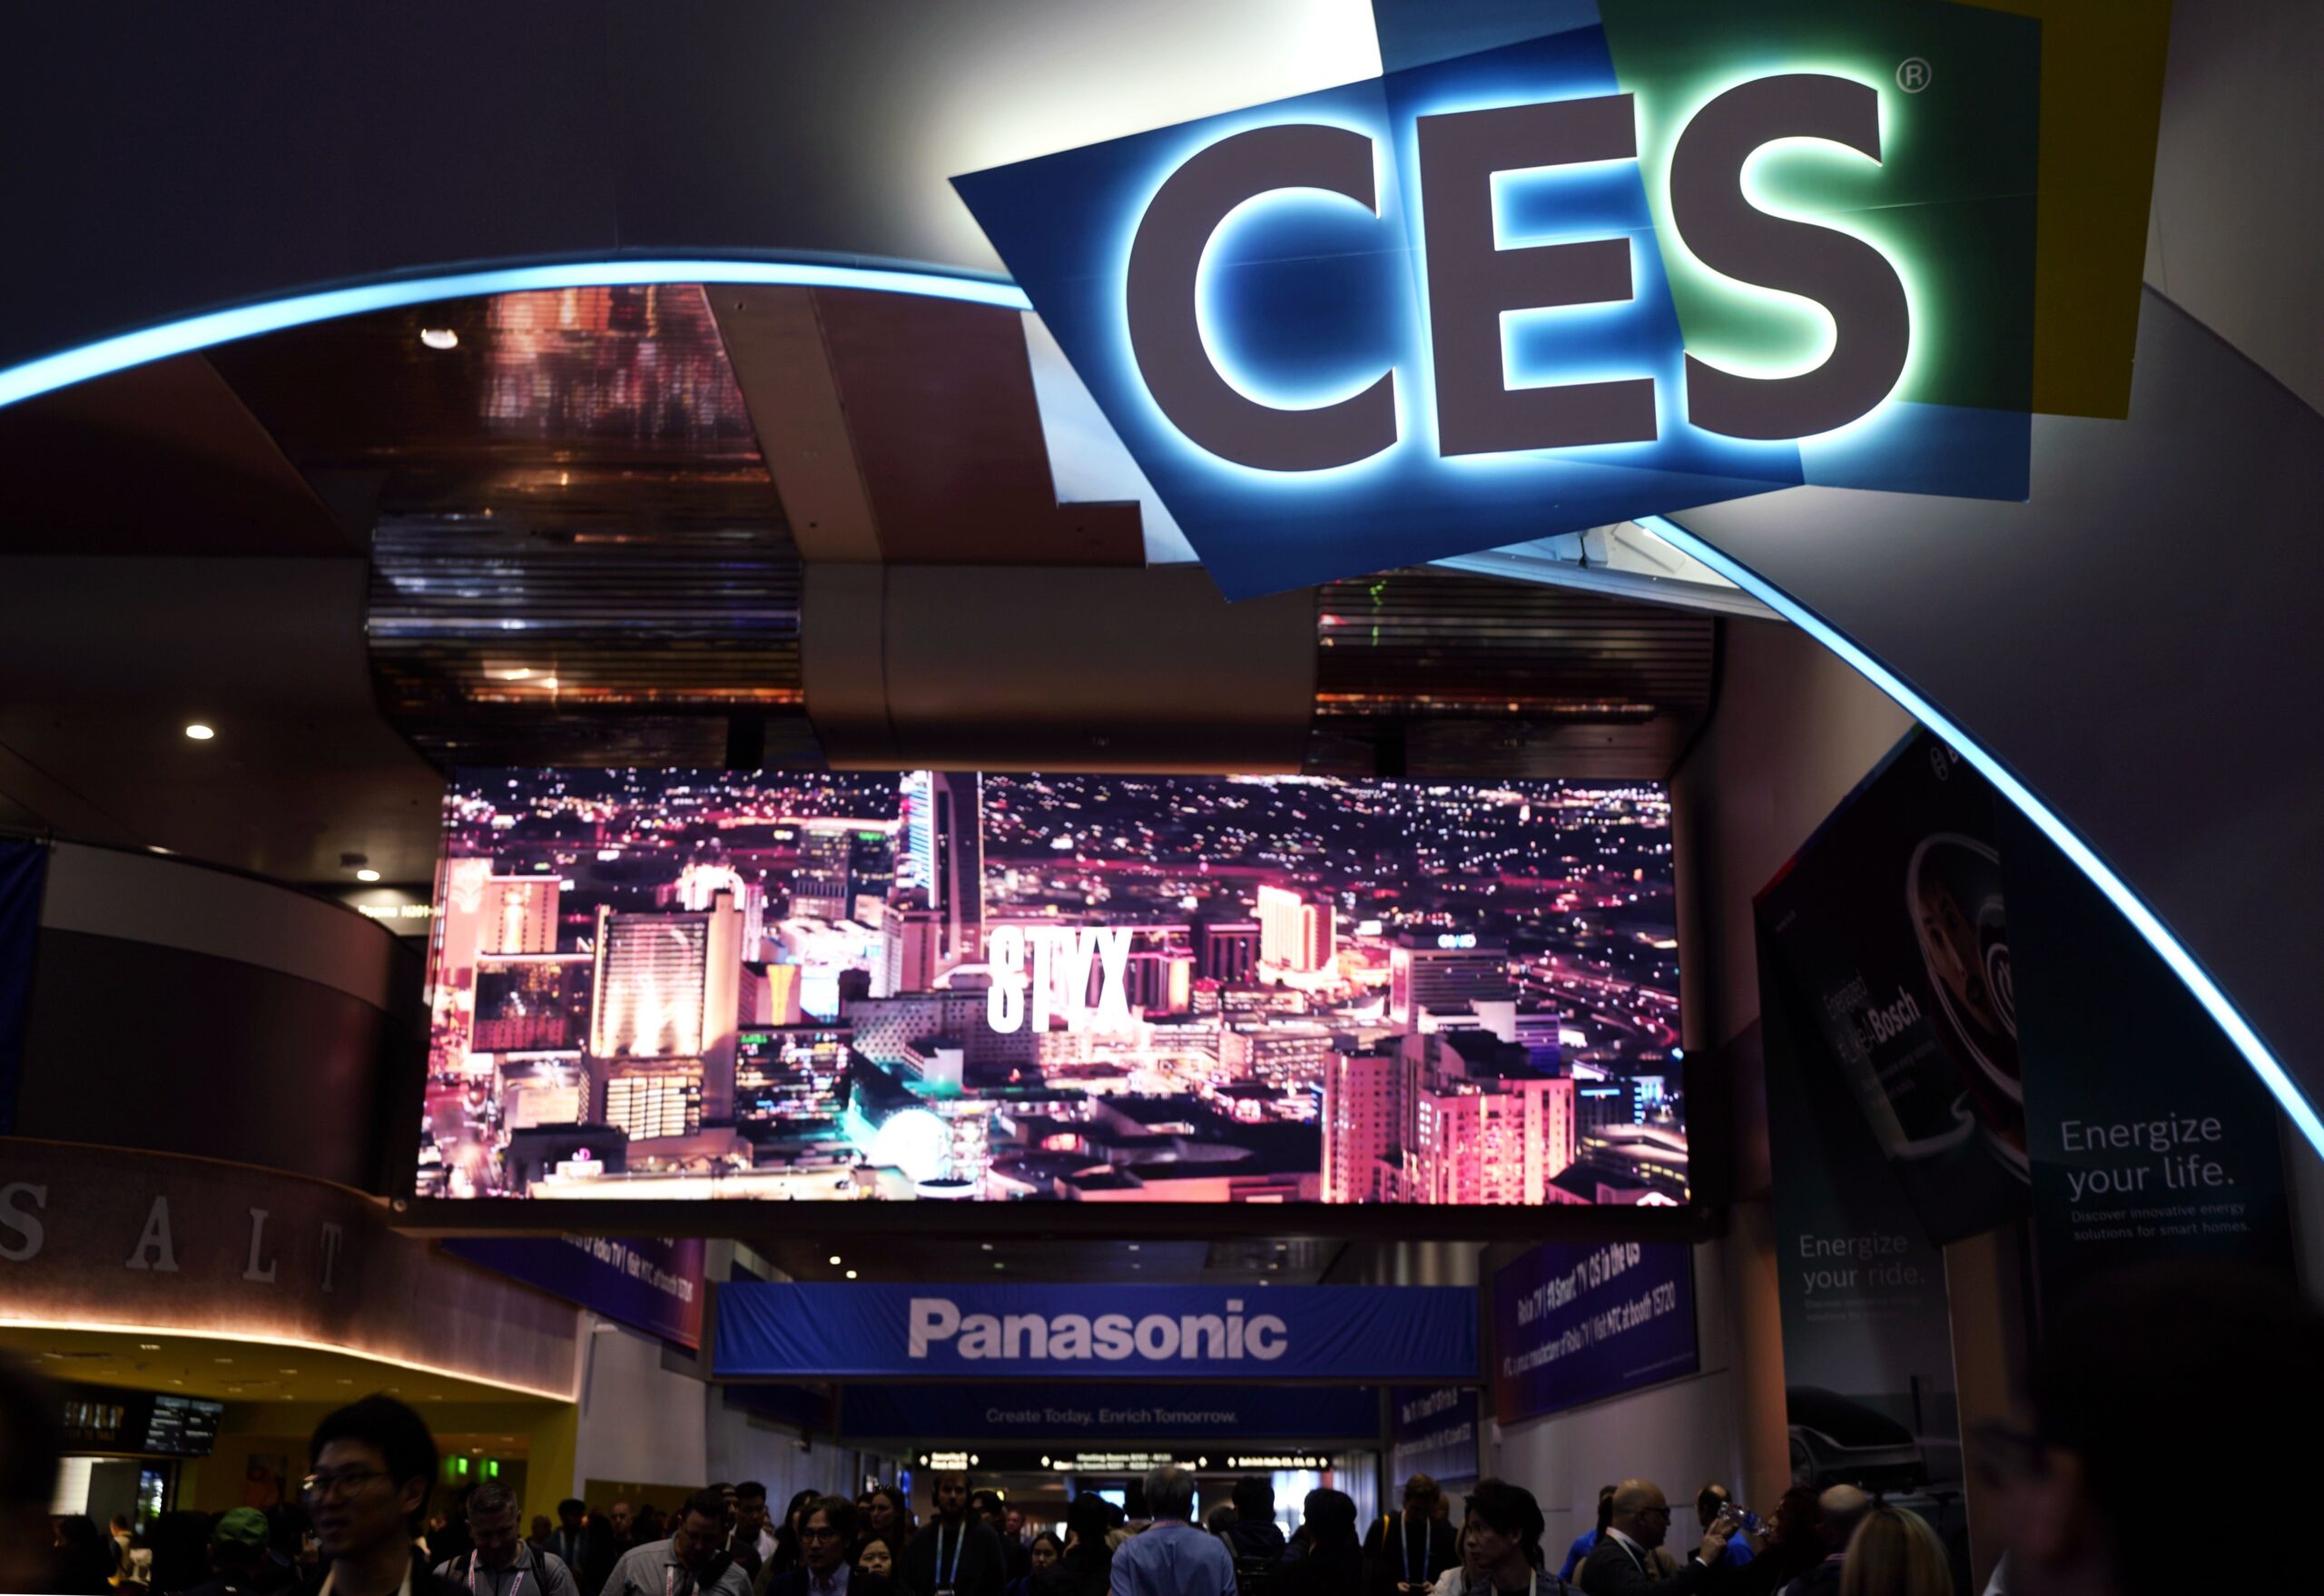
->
[1491,1240,1697,1422]
[717,1283,1477,1382]
[1389,1385,1481,1487]
[841,1383,1382,1443]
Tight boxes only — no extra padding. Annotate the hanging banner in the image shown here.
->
[1758,728,2293,1297]
[1389,1385,1480,1488]
[1994,803,2296,1299]
[1490,1240,1697,1423]
[444,1235,706,1350]
[1756,734,2031,1243]
[1748,994,1964,1507]
[716,1283,1476,1381]
[842,1383,1382,1443]
[0,838,47,1137]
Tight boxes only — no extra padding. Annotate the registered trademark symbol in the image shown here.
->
[1896,56,1933,93]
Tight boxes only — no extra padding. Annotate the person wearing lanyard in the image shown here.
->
[1366,1475,1461,1595]
[1576,1481,1740,1596]
[905,1473,1006,1596]
[296,1395,468,1596]
[602,1490,753,1596]
[433,1484,581,1596]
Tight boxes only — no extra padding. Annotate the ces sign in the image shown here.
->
[1128,74,1906,471]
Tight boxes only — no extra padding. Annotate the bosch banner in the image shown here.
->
[717,1283,1477,1381]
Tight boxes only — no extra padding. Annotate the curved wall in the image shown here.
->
[12,842,423,1192]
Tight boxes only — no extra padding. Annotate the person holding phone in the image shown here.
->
[1366,1476,1461,1595]
[1577,1481,1741,1596]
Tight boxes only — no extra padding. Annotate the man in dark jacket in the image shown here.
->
[905,1473,1008,1596]
[1364,1475,1460,1595]
[763,1498,893,1596]
[1579,1481,1738,1596]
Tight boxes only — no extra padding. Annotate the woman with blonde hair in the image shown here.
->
[1837,1505,1949,1596]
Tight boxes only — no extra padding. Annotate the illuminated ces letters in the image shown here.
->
[1121,74,1909,466]
[986,924,1137,1036]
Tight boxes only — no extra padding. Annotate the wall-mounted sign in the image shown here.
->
[1389,1385,1480,1487]
[1491,1240,1697,1423]
[957,0,2040,596]
[717,1283,1476,1381]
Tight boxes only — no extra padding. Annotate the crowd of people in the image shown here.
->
[4,1261,2317,1596]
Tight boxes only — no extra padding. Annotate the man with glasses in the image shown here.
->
[298,1394,466,1596]
[1578,1480,1740,1595]
[431,1483,580,1596]
[604,1489,753,1596]
[763,1497,893,1596]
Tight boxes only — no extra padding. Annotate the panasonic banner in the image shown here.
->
[715,1283,1477,1381]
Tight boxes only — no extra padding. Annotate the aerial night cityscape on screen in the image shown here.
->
[417,771,1684,1205]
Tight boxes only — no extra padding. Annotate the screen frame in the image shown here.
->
[385,765,1719,1239]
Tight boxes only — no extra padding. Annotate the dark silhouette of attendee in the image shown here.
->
[51,1518,118,1595]
[1728,1489,1823,1596]
[1282,1490,1364,1596]
[1225,1477,1287,1565]
[1056,1493,1122,1596]
[1366,1475,1462,1595]
[904,1473,1006,1596]
[294,1394,465,1596]
[1578,1480,1737,1596]
[858,1487,913,1571]
[1994,1261,2324,1596]
[1006,1531,1066,1596]
[770,1490,821,1579]
[1562,1489,1618,1585]
[0,1355,62,1596]
[1776,1487,1866,1596]
[180,1508,277,1596]
[970,1490,1029,1585]
[764,1497,892,1596]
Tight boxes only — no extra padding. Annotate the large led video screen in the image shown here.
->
[416,772,1683,1206]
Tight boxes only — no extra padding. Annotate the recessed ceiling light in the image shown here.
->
[980,1243,994,1252]
[844,1270,858,1280]
[138,1344,160,1351]
[171,1380,184,1386]
[213,1357,233,1364]
[184,724,215,741]
[827,1255,842,1266]
[1126,1243,1140,1252]
[419,328,459,350]
[356,869,381,882]
[280,1368,299,1374]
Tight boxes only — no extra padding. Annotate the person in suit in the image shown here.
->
[1366,1475,1462,1595]
[764,1498,892,1596]
[1577,1482,1739,1596]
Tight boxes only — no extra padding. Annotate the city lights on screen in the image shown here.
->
[417,770,1684,1206]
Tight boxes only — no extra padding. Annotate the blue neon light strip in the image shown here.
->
[1635,514,2324,1159]
[0,261,1033,411]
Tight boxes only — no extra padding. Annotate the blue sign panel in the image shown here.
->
[842,1383,1381,1443]
[717,1283,1477,1382]
[445,1236,706,1349]
[1389,1385,1481,1486]
[1492,1241,1696,1422]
